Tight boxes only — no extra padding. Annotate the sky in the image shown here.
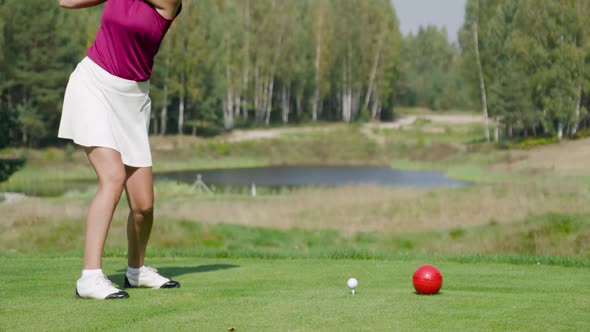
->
[390,0,467,43]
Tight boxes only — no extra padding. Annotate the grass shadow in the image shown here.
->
[156,264,239,277]
[108,264,239,288]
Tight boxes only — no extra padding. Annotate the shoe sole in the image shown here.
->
[124,276,181,289]
[75,289,129,299]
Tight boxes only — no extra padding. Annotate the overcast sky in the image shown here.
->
[391,0,467,43]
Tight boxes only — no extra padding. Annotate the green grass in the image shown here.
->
[380,124,486,145]
[445,164,521,183]
[392,160,522,183]
[1,255,589,331]
[2,204,588,259]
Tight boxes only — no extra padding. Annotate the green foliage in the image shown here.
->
[2,0,589,143]
[0,157,25,183]
[573,128,590,139]
[460,0,590,140]
[1,0,407,142]
[506,137,559,150]
[0,108,14,149]
[397,26,469,111]
[0,0,83,147]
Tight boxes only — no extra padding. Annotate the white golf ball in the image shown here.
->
[347,278,358,289]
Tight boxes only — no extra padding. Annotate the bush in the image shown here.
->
[573,129,590,139]
[505,137,558,150]
[0,158,26,183]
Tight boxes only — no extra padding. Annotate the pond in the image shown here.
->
[154,166,467,189]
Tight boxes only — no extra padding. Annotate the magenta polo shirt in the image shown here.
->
[87,0,180,82]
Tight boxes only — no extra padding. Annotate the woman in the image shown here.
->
[58,0,182,300]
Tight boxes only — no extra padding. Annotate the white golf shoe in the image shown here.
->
[124,266,180,289]
[76,274,129,299]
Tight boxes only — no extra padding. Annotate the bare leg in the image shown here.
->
[124,166,154,268]
[83,147,126,270]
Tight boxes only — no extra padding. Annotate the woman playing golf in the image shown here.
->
[58,0,182,299]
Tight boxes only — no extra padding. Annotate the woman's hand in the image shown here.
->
[144,0,182,20]
[59,0,107,9]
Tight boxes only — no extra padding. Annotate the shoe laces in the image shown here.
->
[142,266,159,274]
[95,275,113,287]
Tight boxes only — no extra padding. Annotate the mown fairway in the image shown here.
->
[1,255,589,331]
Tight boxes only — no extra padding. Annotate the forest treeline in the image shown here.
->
[461,0,590,141]
[0,0,588,148]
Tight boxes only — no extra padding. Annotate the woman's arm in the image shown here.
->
[59,0,106,9]
[144,0,182,20]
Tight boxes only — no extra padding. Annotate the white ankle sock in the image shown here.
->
[81,269,103,280]
[127,266,143,276]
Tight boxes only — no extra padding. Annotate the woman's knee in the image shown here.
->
[131,204,154,220]
[98,167,127,191]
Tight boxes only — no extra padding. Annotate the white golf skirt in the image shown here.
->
[58,57,152,167]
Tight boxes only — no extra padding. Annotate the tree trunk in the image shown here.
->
[571,85,582,137]
[224,30,234,131]
[473,21,490,142]
[371,89,381,120]
[234,95,241,122]
[281,84,290,124]
[256,76,268,124]
[151,110,159,135]
[265,77,275,126]
[341,64,347,122]
[254,65,263,123]
[312,90,320,122]
[296,92,303,119]
[281,85,289,124]
[224,68,234,130]
[160,103,168,136]
[177,71,185,135]
[352,90,360,120]
[363,32,384,115]
[494,116,500,142]
[224,89,234,130]
[311,10,323,122]
[263,14,286,127]
[160,38,171,136]
[241,0,250,122]
[342,56,354,123]
[241,74,249,122]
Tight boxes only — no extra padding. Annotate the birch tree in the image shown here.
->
[460,0,503,141]
[310,0,332,122]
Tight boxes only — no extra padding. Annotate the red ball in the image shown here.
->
[412,265,443,295]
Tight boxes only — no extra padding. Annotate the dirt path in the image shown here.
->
[365,114,484,129]
[226,127,333,142]
[362,114,484,144]
[226,114,485,143]
[1,192,27,205]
